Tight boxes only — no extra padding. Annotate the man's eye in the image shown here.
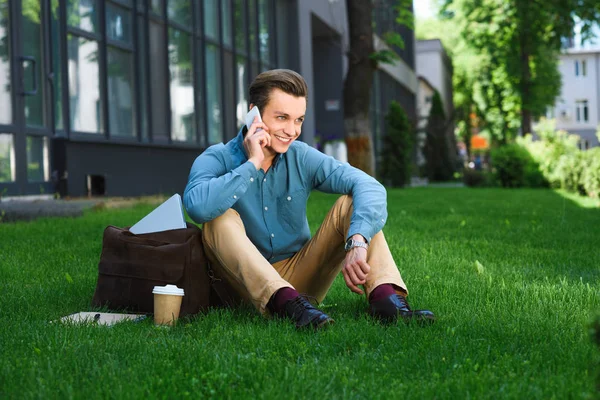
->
[277,116,286,120]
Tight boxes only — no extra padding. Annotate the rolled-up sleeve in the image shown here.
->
[302,146,387,242]
[183,145,259,223]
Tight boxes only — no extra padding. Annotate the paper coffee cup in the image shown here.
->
[152,284,185,326]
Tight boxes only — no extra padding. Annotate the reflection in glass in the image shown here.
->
[51,0,64,130]
[137,16,148,140]
[107,47,134,137]
[203,0,219,40]
[194,39,205,148]
[236,56,248,127]
[0,0,11,125]
[233,0,247,53]
[205,45,222,144]
[26,136,49,182]
[248,0,257,58]
[150,0,162,15]
[221,0,232,46]
[106,4,132,44]
[67,0,99,33]
[168,0,191,27]
[258,0,271,64]
[0,134,15,182]
[149,21,168,139]
[169,28,194,142]
[67,34,102,133]
[22,0,45,128]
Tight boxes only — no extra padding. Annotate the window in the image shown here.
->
[575,100,589,122]
[149,20,169,139]
[68,35,102,133]
[106,2,135,138]
[575,59,587,77]
[0,134,15,183]
[0,0,11,125]
[205,45,222,144]
[26,136,50,182]
[169,27,195,142]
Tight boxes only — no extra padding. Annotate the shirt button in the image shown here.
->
[264,207,268,211]
[263,178,266,182]
[381,219,385,222]
[271,233,275,238]
[233,195,237,199]
[250,177,254,182]
[287,196,291,201]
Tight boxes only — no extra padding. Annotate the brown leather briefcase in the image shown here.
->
[91,223,235,317]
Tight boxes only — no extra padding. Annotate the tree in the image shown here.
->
[437,0,600,139]
[380,101,413,187]
[424,91,454,181]
[343,0,413,176]
[343,0,376,176]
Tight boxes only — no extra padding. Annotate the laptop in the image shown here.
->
[129,193,187,235]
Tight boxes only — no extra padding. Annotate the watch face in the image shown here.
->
[344,239,353,251]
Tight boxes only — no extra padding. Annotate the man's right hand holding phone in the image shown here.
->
[244,116,270,170]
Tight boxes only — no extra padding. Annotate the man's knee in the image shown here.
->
[203,209,244,244]
[333,195,353,216]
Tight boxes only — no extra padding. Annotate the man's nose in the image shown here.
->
[285,120,295,135]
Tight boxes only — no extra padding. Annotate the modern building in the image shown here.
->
[415,75,435,168]
[415,38,456,169]
[416,39,453,120]
[547,48,600,149]
[0,0,418,198]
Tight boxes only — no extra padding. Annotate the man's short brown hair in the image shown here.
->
[249,69,308,113]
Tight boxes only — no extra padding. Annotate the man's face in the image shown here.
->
[260,88,306,155]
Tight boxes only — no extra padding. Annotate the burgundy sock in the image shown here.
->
[267,287,299,313]
[369,284,397,303]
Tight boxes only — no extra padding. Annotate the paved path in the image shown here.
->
[0,198,101,223]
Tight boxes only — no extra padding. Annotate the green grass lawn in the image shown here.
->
[1,188,599,399]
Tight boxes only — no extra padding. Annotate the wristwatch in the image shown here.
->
[344,238,369,252]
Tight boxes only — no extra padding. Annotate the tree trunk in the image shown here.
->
[343,0,376,176]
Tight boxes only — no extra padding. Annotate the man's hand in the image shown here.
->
[244,116,271,170]
[342,236,370,295]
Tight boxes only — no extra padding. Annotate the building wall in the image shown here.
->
[416,39,453,119]
[551,51,600,148]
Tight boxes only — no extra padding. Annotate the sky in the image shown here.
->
[413,0,437,20]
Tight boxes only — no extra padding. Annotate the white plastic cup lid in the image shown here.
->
[152,284,184,296]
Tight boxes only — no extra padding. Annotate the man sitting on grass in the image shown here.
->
[184,69,434,329]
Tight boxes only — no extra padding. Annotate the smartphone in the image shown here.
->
[245,106,262,131]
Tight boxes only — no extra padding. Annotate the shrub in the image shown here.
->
[554,152,586,195]
[463,169,495,187]
[424,91,455,182]
[490,143,546,188]
[582,147,600,198]
[380,101,414,187]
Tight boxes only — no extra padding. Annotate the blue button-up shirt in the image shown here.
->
[184,129,388,263]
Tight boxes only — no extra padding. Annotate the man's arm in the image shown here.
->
[302,146,388,243]
[183,145,258,224]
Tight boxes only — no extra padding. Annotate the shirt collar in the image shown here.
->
[232,127,284,168]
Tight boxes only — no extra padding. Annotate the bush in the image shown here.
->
[582,147,600,198]
[463,169,495,187]
[424,91,455,182]
[490,144,546,188]
[380,101,414,187]
[554,152,586,195]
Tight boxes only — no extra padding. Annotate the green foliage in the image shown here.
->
[419,0,600,143]
[462,169,495,187]
[380,101,413,187]
[424,91,455,181]
[490,143,546,188]
[582,147,600,198]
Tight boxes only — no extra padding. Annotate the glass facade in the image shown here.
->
[0,0,11,125]
[0,133,15,182]
[1,0,279,194]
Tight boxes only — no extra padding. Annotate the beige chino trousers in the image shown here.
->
[202,195,407,314]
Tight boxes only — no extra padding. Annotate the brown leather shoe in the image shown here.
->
[278,296,334,330]
[369,294,435,324]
